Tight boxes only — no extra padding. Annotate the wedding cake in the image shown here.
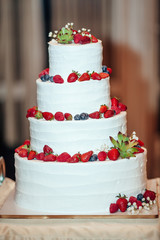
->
[14,24,149,214]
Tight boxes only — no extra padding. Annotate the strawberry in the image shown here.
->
[15,145,25,153]
[43,145,53,155]
[35,110,43,119]
[67,153,81,163]
[111,106,121,115]
[18,149,28,158]
[74,34,83,44]
[91,35,98,43]
[107,67,112,75]
[137,139,144,147]
[99,104,108,113]
[36,152,45,160]
[42,112,54,120]
[26,106,38,118]
[55,112,65,121]
[116,194,128,212]
[64,113,72,120]
[91,72,102,80]
[57,152,71,162]
[108,148,120,160]
[99,72,109,79]
[118,102,127,111]
[98,151,107,161]
[67,72,78,83]
[104,110,114,118]
[89,111,101,119]
[43,154,57,162]
[111,97,119,107]
[38,68,49,78]
[78,72,90,82]
[134,147,144,154]
[28,150,36,160]
[129,196,137,204]
[23,140,30,146]
[53,75,64,84]
[81,151,93,162]
[79,36,91,44]
[136,200,142,208]
[109,203,119,213]
[143,189,156,201]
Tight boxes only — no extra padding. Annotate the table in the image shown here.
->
[0,178,160,240]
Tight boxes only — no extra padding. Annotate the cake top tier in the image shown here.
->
[48,23,103,81]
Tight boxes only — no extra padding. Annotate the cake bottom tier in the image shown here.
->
[14,150,147,214]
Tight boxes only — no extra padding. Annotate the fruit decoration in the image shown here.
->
[49,23,98,45]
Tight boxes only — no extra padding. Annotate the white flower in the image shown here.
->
[48,32,52,37]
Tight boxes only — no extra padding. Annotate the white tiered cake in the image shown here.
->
[14,24,147,214]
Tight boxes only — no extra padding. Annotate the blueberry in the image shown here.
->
[102,65,107,72]
[137,193,144,201]
[44,74,50,81]
[49,76,54,82]
[40,74,50,82]
[74,114,80,120]
[89,154,98,161]
[80,113,89,120]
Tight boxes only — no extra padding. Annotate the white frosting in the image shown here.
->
[14,149,147,214]
[37,77,111,115]
[29,111,127,155]
[48,40,103,80]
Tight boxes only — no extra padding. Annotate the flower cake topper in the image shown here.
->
[48,23,98,44]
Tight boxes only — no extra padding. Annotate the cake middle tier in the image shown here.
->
[29,111,127,155]
[37,77,111,115]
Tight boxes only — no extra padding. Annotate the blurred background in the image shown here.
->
[0,0,160,180]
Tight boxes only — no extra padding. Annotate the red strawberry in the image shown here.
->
[67,72,78,83]
[116,195,128,212]
[98,151,107,161]
[91,35,98,43]
[134,147,144,154]
[64,113,72,120]
[143,190,156,201]
[81,151,93,162]
[53,75,64,84]
[99,104,108,113]
[23,140,30,146]
[107,67,112,75]
[138,139,144,147]
[129,196,137,204]
[42,112,54,120]
[136,200,142,208]
[104,110,114,118]
[109,203,119,213]
[79,36,91,44]
[108,148,120,160]
[35,110,43,119]
[15,145,25,153]
[43,145,53,155]
[67,153,81,163]
[99,72,109,79]
[57,152,71,162]
[36,152,45,160]
[91,72,102,80]
[18,149,28,158]
[55,112,65,121]
[111,106,121,115]
[43,154,57,162]
[111,97,119,107]
[89,111,101,119]
[78,72,90,82]
[38,68,49,78]
[26,106,38,118]
[118,102,127,111]
[28,150,36,160]
[74,34,82,44]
